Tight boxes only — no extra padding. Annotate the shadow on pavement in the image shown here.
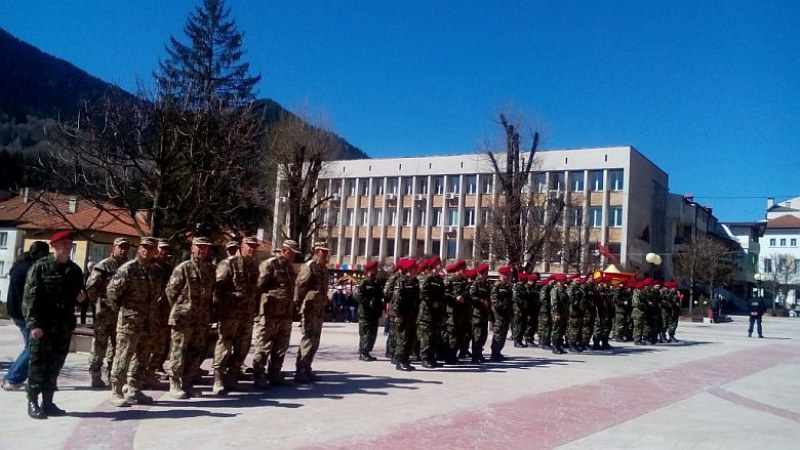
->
[65,408,240,421]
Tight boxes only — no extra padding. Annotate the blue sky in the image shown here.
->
[1,0,798,222]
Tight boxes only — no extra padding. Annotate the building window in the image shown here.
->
[344,238,353,256]
[433,176,444,195]
[360,210,368,226]
[373,210,383,226]
[590,207,603,227]
[389,209,398,226]
[780,238,787,247]
[769,238,776,247]
[416,240,425,257]
[461,240,474,260]
[371,238,380,256]
[792,239,797,247]
[608,207,622,227]
[0,232,7,248]
[569,171,584,192]
[447,208,459,226]
[448,177,460,194]
[763,258,772,273]
[589,171,604,191]
[0,261,5,276]
[317,180,329,197]
[533,207,545,223]
[433,208,443,227]
[481,209,492,226]
[397,208,408,226]
[358,238,366,256]
[347,179,356,196]
[446,238,457,259]
[431,240,441,256]
[345,208,355,226]
[386,239,395,257]
[401,239,410,257]
[330,207,339,226]
[609,169,624,191]
[373,179,384,196]
[360,180,369,196]
[320,210,328,225]
[550,171,565,191]
[387,178,398,195]
[402,177,413,195]
[331,180,342,196]
[569,208,583,227]
[464,208,476,226]
[416,208,427,226]
[465,175,477,194]
[533,173,547,193]
[481,175,493,194]
[328,238,338,255]
[417,178,428,195]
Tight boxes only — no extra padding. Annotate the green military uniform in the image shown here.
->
[489,277,513,360]
[392,268,420,371]
[524,280,540,345]
[212,254,259,394]
[416,271,444,367]
[23,254,84,416]
[666,285,681,341]
[550,278,569,354]
[107,252,163,406]
[85,256,122,387]
[511,279,528,347]
[354,269,384,361]
[143,258,172,385]
[383,270,402,360]
[579,281,596,350]
[566,280,584,352]
[632,285,647,344]
[165,253,216,398]
[613,284,632,341]
[294,252,330,382]
[469,274,492,363]
[538,282,553,348]
[592,282,614,350]
[253,253,296,387]
[443,270,469,364]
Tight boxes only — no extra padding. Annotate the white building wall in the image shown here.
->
[0,228,25,302]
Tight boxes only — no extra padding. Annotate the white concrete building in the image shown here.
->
[273,145,669,275]
[758,196,800,305]
[0,227,25,300]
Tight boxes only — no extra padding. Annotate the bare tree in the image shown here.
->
[478,111,567,272]
[673,235,734,314]
[266,110,336,257]
[763,253,800,309]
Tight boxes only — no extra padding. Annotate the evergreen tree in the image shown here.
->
[156,0,260,108]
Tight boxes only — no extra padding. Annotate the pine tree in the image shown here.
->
[156,0,260,108]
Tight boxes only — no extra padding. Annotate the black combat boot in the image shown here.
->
[395,359,415,371]
[421,359,436,369]
[41,391,66,416]
[601,338,614,350]
[27,392,47,420]
[513,340,527,348]
[670,334,679,343]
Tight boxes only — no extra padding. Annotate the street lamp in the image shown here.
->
[645,252,662,278]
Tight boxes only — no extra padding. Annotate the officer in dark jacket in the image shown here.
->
[22,231,86,419]
[355,261,384,361]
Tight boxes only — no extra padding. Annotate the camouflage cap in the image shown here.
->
[139,236,158,247]
[243,236,259,245]
[226,241,240,249]
[282,239,299,252]
[113,237,131,247]
[192,236,213,246]
[313,241,330,251]
[158,239,172,248]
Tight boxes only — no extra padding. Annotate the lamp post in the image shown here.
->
[645,252,662,278]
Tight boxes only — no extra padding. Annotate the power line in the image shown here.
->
[692,195,799,200]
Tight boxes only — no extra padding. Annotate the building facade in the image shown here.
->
[758,197,800,305]
[273,146,669,275]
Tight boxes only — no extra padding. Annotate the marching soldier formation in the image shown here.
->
[14,231,686,419]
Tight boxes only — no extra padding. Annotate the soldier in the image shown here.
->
[382,264,402,362]
[593,278,615,350]
[165,236,216,399]
[644,279,661,344]
[416,257,444,368]
[143,239,174,385]
[487,266,511,361]
[538,278,553,350]
[294,241,330,383]
[511,272,529,348]
[22,231,86,419]
[392,258,419,371]
[355,261,383,361]
[106,237,162,407]
[443,260,469,365]
[613,281,633,342]
[658,281,672,343]
[253,239,298,389]
[469,263,492,363]
[632,281,647,345]
[225,240,239,257]
[579,277,597,350]
[85,237,130,388]
[524,273,540,346]
[566,275,585,352]
[211,236,260,395]
[665,281,682,342]
[550,274,569,354]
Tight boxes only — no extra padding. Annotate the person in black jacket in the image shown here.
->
[748,296,766,338]
[2,241,49,392]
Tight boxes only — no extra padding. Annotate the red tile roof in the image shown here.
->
[767,215,800,229]
[0,192,148,237]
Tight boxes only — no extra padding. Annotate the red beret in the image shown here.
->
[465,268,477,279]
[475,263,489,273]
[528,273,539,282]
[518,272,529,282]
[50,230,73,244]
[642,277,653,286]
[397,258,416,271]
[551,273,566,281]
[498,265,512,276]
[363,261,378,272]
[567,273,580,280]
[445,260,466,273]
[417,259,429,272]
[427,255,441,268]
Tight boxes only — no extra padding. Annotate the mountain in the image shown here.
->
[0,27,368,160]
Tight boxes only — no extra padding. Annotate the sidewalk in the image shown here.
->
[2,317,799,449]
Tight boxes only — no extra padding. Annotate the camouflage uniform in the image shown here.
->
[511,280,528,346]
[416,272,444,367]
[566,282,584,351]
[355,275,384,359]
[613,285,632,341]
[538,283,553,348]
[212,254,259,391]
[658,288,672,342]
[392,272,420,370]
[166,256,216,396]
[252,255,296,386]
[580,282,597,349]
[469,276,492,362]
[592,283,614,349]
[85,256,122,384]
[489,279,513,360]
[143,260,173,383]
[631,287,647,344]
[667,288,681,341]
[294,257,330,380]
[443,273,469,363]
[550,282,569,353]
[383,271,402,360]
[107,255,163,405]
[524,282,540,345]
[23,255,84,404]
[645,287,660,344]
